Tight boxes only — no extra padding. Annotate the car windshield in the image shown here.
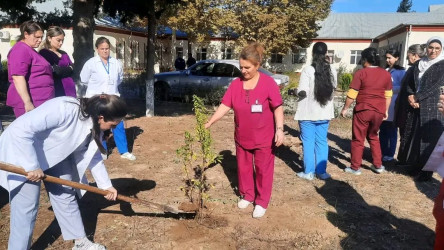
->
[258,68,273,76]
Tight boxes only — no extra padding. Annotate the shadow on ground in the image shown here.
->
[316,179,435,249]
[30,178,174,250]
[275,124,303,173]
[218,150,239,196]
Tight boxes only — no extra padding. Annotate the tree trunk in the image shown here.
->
[72,0,95,96]
[145,1,156,117]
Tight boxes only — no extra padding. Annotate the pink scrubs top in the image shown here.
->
[6,41,54,109]
[222,72,283,149]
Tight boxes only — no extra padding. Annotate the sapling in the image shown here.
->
[176,95,222,218]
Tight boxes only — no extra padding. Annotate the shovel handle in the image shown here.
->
[0,162,180,213]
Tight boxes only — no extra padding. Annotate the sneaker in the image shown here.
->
[121,152,136,161]
[72,242,106,250]
[369,165,385,174]
[316,172,331,180]
[237,199,252,209]
[252,205,266,218]
[297,172,314,180]
[344,167,362,175]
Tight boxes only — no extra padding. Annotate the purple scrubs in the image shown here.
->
[6,41,54,117]
[39,48,76,98]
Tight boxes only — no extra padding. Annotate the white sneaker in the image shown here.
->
[72,242,106,250]
[237,199,252,209]
[252,205,266,218]
[121,152,136,161]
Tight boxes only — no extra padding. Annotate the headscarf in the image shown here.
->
[418,36,444,79]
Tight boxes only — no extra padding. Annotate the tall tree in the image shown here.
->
[397,0,412,12]
[101,0,183,117]
[72,0,100,80]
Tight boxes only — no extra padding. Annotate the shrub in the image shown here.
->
[339,73,353,91]
[176,95,222,219]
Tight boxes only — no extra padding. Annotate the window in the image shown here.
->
[292,49,306,64]
[212,63,240,77]
[350,50,362,64]
[196,48,207,61]
[271,52,283,63]
[190,62,214,76]
[222,48,232,59]
[327,50,334,64]
[176,47,183,58]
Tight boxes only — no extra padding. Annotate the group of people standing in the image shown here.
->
[0,19,443,249]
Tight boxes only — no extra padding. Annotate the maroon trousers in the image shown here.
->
[351,110,384,170]
[236,144,275,208]
[434,180,444,250]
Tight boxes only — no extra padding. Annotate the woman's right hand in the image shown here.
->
[26,168,44,182]
[24,101,35,112]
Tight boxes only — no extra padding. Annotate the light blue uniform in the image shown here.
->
[0,97,113,249]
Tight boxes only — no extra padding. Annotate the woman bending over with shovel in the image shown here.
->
[0,94,126,250]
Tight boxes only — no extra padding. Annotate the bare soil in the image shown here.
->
[0,100,439,250]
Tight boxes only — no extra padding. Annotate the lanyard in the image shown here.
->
[101,57,110,75]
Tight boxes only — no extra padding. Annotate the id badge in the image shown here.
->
[107,76,113,85]
[251,100,262,113]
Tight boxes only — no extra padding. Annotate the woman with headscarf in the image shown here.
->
[394,44,426,166]
[410,36,444,181]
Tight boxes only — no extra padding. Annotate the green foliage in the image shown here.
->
[176,95,222,217]
[339,73,353,91]
[397,0,412,12]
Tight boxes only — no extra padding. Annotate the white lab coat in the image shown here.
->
[0,96,112,195]
[80,55,123,97]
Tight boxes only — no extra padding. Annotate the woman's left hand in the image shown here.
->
[104,187,118,201]
[275,129,285,147]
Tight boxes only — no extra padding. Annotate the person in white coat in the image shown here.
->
[294,42,337,181]
[0,94,126,250]
[80,37,136,161]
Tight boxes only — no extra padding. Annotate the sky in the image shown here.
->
[332,0,444,13]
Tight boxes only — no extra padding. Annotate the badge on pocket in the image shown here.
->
[251,100,262,113]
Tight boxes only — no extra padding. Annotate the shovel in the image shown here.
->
[0,162,189,214]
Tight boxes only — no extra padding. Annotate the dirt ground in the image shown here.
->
[0,100,440,250]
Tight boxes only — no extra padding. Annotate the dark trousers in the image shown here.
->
[351,110,384,170]
[434,180,444,250]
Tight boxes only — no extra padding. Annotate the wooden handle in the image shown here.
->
[0,162,180,213]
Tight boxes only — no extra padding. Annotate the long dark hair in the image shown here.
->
[385,48,404,70]
[79,94,127,153]
[361,47,381,67]
[311,42,334,106]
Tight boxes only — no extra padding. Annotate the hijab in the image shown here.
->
[418,36,444,80]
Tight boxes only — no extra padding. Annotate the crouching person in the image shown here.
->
[0,94,126,250]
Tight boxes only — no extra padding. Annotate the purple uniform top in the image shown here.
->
[39,48,76,98]
[222,72,283,149]
[6,41,54,109]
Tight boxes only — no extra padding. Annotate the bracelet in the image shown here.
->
[276,127,284,132]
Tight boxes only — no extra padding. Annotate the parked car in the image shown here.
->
[154,59,289,100]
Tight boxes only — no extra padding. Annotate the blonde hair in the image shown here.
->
[240,42,265,66]
[42,26,65,50]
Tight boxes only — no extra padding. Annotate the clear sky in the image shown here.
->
[332,0,444,13]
